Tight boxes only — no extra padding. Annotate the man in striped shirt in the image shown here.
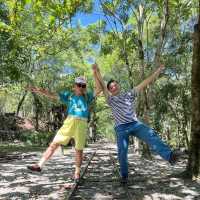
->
[92,64,177,184]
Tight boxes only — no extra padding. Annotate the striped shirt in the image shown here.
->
[107,88,138,127]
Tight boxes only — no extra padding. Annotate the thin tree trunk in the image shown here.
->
[182,124,189,149]
[154,0,169,66]
[135,3,151,158]
[89,104,97,143]
[16,91,28,116]
[32,93,42,131]
[186,19,200,179]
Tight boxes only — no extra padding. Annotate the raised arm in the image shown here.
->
[93,69,103,97]
[92,63,110,99]
[135,64,165,92]
[26,86,58,100]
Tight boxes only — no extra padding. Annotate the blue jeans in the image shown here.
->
[114,121,172,178]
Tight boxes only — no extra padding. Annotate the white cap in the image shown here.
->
[75,76,86,84]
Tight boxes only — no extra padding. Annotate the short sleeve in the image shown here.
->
[59,91,71,104]
[106,95,112,105]
[128,88,138,99]
[86,91,95,104]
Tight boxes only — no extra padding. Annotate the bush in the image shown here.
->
[20,131,55,146]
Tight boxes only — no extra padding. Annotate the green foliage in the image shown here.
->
[0,0,93,85]
[95,96,116,142]
[20,131,55,146]
[0,0,197,147]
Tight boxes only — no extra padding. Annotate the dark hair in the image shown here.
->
[107,79,117,90]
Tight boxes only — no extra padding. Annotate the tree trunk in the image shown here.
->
[32,93,42,131]
[135,4,152,158]
[154,0,169,66]
[89,102,98,143]
[16,91,28,116]
[186,20,200,179]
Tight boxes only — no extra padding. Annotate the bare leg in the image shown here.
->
[38,142,60,168]
[27,142,60,172]
[62,150,83,189]
[74,149,83,179]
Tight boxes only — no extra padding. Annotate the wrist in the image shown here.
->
[155,69,161,75]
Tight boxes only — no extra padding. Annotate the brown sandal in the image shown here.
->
[62,182,75,189]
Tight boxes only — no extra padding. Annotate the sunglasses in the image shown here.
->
[76,83,86,88]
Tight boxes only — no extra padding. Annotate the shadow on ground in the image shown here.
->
[0,144,199,200]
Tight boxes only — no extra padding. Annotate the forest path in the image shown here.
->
[0,142,199,200]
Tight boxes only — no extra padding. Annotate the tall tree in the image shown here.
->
[186,1,200,180]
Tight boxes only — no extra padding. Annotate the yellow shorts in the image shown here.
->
[53,117,87,150]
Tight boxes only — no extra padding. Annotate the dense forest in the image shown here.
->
[0,0,199,180]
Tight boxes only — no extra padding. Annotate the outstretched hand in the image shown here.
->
[25,86,57,100]
[25,86,48,95]
[157,64,165,73]
[25,86,39,93]
[92,63,99,72]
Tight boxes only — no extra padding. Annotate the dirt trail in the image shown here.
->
[0,143,199,200]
